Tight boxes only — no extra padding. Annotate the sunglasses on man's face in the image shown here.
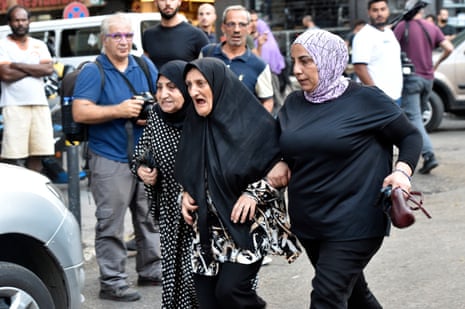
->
[105,32,134,42]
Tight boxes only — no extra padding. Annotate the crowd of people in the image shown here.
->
[351,0,454,176]
[0,0,457,308]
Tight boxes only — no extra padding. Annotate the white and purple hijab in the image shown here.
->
[293,29,349,103]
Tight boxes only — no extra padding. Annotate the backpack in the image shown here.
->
[59,55,154,142]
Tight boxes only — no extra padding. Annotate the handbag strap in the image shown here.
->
[398,188,432,219]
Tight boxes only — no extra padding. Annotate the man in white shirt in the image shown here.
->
[352,0,403,104]
[0,5,54,172]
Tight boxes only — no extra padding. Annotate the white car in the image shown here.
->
[0,163,84,309]
[0,12,162,69]
[426,29,465,132]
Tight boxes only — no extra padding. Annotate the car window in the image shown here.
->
[30,30,56,57]
[136,20,159,51]
[141,20,158,34]
[60,26,101,57]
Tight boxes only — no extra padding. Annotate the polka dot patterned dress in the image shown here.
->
[132,108,198,308]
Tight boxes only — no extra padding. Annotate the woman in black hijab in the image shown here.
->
[131,60,198,308]
[175,58,300,309]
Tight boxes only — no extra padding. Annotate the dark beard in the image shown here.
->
[371,20,387,29]
[160,7,178,20]
[11,25,29,37]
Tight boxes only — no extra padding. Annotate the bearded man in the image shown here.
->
[0,5,55,172]
[142,0,208,69]
[352,0,403,105]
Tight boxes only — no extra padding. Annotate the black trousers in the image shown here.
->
[300,237,384,309]
[194,259,266,309]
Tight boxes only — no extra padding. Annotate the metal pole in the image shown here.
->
[66,140,81,228]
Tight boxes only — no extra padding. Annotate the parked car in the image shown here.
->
[0,163,84,309]
[425,30,465,131]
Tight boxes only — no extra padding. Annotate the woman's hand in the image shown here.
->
[266,161,291,188]
[181,191,199,226]
[231,194,257,224]
[382,162,412,192]
[137,165,158,186]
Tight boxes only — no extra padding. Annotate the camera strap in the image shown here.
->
[104,54,155,95]
[103,54,155,162]
[115,68,139,95]
[402,20,433,49]
[108,62,138,162]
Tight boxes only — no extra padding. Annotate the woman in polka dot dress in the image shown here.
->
[131,60,198,308]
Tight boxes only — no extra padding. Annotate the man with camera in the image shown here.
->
[393,2,453,174]
[72,13,162,302]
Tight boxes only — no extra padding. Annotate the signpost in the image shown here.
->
[63,1,89,19]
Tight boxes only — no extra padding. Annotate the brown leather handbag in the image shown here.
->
[379,186,432,228]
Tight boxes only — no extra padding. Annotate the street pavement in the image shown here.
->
[59,115,465,309]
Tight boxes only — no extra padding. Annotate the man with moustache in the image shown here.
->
[200,5,274,113]
[73,13,162,302]
[352,0,403,105]
[0,5,55,172]
[437,8,456,41]
[142,0,208,69]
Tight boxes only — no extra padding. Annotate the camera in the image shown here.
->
[139,148,157,170]
[133,92,155,120]
[376,185,393,213]
[401,52,415,75]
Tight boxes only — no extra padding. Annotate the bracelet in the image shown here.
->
[243,191,259,203]
[393,169,412,182]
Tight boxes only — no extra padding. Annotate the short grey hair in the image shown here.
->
[221,5,250,24]
[101,13,132,36]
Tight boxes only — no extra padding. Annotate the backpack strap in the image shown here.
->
[94,59,105,91]
[201,43,218,58]
[132,55,155,93]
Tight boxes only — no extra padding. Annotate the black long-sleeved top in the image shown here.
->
[278,82,422,240]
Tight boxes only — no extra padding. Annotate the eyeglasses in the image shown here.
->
[224,22,249,29]
[105,32,134,41]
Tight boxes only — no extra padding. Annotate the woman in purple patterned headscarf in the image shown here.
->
[293,29,350,103]
[268,29,423,308]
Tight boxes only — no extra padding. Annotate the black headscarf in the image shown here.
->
[153,60,191,129]
[175,58,281,250]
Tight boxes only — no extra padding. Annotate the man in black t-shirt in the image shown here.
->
[142,0,208,69]
[437,9,456,41]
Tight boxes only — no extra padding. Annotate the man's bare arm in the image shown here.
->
[72,98,144,124]
[261,97,273,113]
[11,61,54,77]
[433,39,454,71]
[353,63,375,86]
[0,61,54,82]
[0,63,28,82]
